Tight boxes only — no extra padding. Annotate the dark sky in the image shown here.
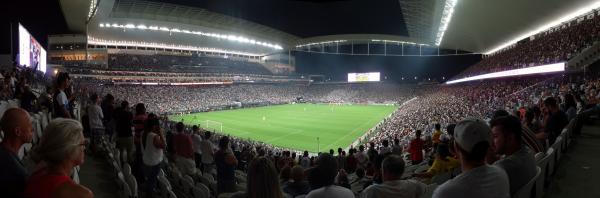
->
[0,0,69,54]
[150,0,408,38]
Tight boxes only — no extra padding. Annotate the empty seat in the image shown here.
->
[194,183,211,198]
[513,166,541,198]
[550,137,563,175]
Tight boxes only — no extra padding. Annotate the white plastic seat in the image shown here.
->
[543,148,555,190]
[117,172,133,198]
[550,137,563,174]
[513,166,541,198]
[534,152,544,162]
[194,183,210,198]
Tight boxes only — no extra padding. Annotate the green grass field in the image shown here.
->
[169,104,397,152]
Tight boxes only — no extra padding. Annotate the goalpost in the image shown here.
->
[202,120,223,133]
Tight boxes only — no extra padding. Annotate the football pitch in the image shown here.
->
[169,104,397,152]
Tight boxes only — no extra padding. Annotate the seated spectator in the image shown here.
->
[335,169,351,189]
[24,118,93,198]
[173,122,196,175]
[216,136,238,194]
[361,154,426,198]
[231,157,285,198]
[432,118,510,198]
[283,165,311,197]
[0,108,33,198]
[306,153,354,198]
[280,166,292,186]
[413,144,460,178]
[494,110,543,153]
[350,168,371,194]
[489,116,537,196]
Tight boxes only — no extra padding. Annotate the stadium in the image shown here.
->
[1,0,600,198]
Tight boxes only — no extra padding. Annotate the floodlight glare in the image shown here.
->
[446,62,565,84]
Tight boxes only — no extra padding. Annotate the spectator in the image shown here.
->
[543,97,569,145]
[355,145,368,169]
[232,157,285,198]
[391,138,402,155]
[345,148,358,173]
[409,130,425,165]
[300,151,311,169]
[379,140,391,155]
[142,117,165,195]
[283,165,311,197]
[432,123,442,149]
[24,118,93,198]
[563,93,577,120]
[432,118,510,198]
[173,122,196,175]
[361,155,426,198]
[191,125,203,169]
[101,94,116,140]
[114,100,134,163]
[53,72,71,118]
[200,131,215,173]
[413,144,460,178]
[87,93,104,153]
[132,103,148,181]
[0,108,33,198]
[215,136,238,194]
[280,166,292,186]
[306,153,354,198]
[489,116,537,196]
[350,168,371,194]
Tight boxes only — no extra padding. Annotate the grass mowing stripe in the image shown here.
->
[169,104,396,152]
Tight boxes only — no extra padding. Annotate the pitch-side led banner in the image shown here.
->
[348,72,380,82]
[446,62,565,84]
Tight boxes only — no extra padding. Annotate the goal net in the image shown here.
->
[202,120,223,133]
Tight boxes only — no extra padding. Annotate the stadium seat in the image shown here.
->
[117,172,133,198]
[513,166,541,198]
[194,183,210,198]
[534,152,544,162]
[543,148,556,187]
[560,130,569,153]
[550,137,563,174]
[122,164,139,197]
[536,148,552,198]
[167,190,178,198]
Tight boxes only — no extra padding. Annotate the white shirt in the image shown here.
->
[306,185,354,198]
[87,104,104,129]
[57,91,68,106]
[143,133,164,166]
[192,133,203,155]
[200,139,214,164]
[432,165,510,198]
[361,179,426,198]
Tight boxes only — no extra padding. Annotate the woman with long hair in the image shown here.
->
[233,157,285,198]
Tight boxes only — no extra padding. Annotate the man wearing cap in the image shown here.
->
[489,115,537,196]
[432,118,510,198]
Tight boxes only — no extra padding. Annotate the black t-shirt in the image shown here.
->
[114,108,134,138]
[215,150,236,181]
[0,145,28,198]
[546,111,569,145]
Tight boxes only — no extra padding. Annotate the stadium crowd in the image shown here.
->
[455,12,600,79]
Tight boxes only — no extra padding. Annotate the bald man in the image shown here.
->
[0,108,33,198]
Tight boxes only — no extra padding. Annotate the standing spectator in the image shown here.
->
[300,151,311,169]
[101,94,116,141]
[132,103,148,181]
[283,165,311,197]
[432,118,510,198]
[114,100,134,164]
[391,138,403,155]
[191,125,203,169]
[87,93,104,153]
[361,155,426,198]
[53,72,71,118]
[345,148,358,173]
[378,140,391,155]
[366,143,378,165]
[489,116,537,196]
[232,157,285,198]
[0,108,33,198]
[542,97,568,145]
[408,130,425,165]
[355,145,368,169]
[306,153,354,198]
[24,118,93,198]
[215,136,238,194]
[200,131,215,173]
[173,122,196,175]
[142,117,166,195]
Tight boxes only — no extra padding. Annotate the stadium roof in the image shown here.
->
[59,0,600,54]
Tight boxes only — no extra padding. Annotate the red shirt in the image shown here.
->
[409,138,424,162]
[24,168,72,198]
[174,133,194,159]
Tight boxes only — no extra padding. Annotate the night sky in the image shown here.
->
[0,0,69,54]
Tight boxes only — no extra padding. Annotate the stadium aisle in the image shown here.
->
[79,153,119,198]
[545,120,600,198]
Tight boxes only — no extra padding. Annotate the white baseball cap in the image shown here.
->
[453,118,492,153]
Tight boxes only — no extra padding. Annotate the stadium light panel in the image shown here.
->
[99,24,105,28]
[435,0,457,46]
[137,25,147,30]
[125,24,135,29]
[159,27,170,31]
[149,26,158,30]
[171,28,181,33]
[445,62,565,84]
[485,1,600,54]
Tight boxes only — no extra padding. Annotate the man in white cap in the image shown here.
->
[432,118,510,198]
